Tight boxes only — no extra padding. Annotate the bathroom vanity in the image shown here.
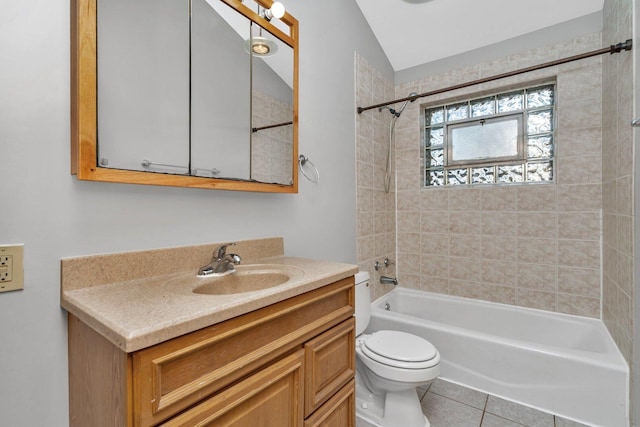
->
[61,238,357,426]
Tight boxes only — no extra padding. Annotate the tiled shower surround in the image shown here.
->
[395,33,605,317]
[357,32,605,317]
[355,53,397,300]
[602,0,634,369]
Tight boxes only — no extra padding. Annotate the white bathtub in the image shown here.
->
[368,288,629,426]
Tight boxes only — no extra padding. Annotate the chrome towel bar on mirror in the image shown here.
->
[141,160,220,176]
[141,159,188,171]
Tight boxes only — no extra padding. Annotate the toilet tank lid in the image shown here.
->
[355,271,369,284]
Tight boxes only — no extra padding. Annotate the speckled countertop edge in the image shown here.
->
[61,256,358,353]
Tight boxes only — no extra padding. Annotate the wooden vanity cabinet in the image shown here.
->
[68,276,355,427]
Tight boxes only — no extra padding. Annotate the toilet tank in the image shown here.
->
[354,271,370,335]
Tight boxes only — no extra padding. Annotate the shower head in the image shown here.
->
[378,92,419,117]
[397,92,419,116]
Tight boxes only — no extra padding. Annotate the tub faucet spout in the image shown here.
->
[380,275,398,286]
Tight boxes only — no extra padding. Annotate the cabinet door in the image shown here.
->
[304,380,355,427]
[161,349,304,427]
[133,277,354,425]
[304,318,355,416]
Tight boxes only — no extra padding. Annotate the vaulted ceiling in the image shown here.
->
[354,0,605,71]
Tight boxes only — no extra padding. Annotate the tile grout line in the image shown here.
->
[479,409,486,426]
[480,394,489,426]
[428,389,487,413]
[417,379,582,427]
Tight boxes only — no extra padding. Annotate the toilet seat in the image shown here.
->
[361,330,439,369]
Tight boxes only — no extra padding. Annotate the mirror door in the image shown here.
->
[251,23,294,185]
[191,0,252,180]
[97,0,190,174]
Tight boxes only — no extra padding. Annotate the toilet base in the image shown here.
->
[356,371,430,427]
[384,388,430,427]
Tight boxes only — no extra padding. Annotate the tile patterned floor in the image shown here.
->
[356,378,590,427]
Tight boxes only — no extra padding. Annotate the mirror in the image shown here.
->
[71,0,298,192]
[191,0,252,180]
[250,25,294,184]
[96,0,191,175]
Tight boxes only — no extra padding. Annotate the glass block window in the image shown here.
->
[423,84,555,187]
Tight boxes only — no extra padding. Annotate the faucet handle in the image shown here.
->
[214,242,236,259]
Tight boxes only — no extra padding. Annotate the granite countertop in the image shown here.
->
[61,255,358,353]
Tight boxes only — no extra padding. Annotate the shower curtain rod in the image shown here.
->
[357,39,633,114]
[252,121,293,133]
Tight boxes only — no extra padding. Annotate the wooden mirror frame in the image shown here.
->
[71,0,298,193]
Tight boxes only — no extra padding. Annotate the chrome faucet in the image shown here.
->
[198,243,242,276]
[380,275,398,286]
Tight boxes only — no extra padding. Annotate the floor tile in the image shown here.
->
[421,391,484,427]
[356,416,379,427]
[485,396,554,427]
[358,380,593,427]
[416,380,432,400]
[416,387,429,400]
[481,413,526,427]
[429,378,488,410]
[554,417,590,427]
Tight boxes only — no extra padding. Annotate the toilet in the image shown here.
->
[355,271,440,427]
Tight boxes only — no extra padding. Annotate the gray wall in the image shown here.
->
[0,1,391,425]
[395,11,603,85]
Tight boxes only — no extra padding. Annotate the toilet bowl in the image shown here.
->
[355,271,440,427]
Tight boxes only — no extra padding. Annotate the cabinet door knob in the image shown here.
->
[631,118,640,127]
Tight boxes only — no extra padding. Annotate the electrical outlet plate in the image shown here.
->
[0,245,24,293]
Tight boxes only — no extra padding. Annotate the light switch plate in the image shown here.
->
[0,245,24,293]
